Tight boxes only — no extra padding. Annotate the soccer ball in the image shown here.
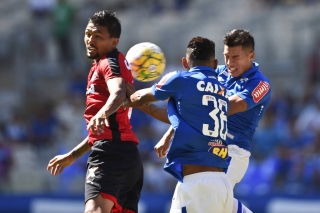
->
[126,42,166,82]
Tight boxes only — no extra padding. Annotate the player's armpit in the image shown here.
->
[228,94,247,115]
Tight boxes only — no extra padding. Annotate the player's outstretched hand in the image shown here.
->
[154,135,171,158]
[47,153,76,176]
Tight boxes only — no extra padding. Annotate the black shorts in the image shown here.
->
[85,140,143,213]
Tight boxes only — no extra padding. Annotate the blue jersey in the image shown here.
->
[215,62,271,151]
[152,66,229,182]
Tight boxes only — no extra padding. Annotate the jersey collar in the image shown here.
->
[92,48,119,65]
[189,66,217,73]
[92,55,106,65]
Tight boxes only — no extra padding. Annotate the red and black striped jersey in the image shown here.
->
[84,48,138,146]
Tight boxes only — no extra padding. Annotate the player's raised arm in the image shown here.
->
[125,83,170,124]
[125,86,171,123]
[124,87,157,108]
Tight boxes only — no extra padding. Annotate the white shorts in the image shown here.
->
[226,145,251,188]
[170,172,233,213]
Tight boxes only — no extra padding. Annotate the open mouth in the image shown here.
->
[87,46,97,53]
[228,67,237,73]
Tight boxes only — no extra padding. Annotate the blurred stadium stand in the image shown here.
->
[1,0,320,212]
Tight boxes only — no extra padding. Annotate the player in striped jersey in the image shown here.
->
[47,10,142,213]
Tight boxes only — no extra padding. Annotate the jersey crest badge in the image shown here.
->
[240,78,248,83]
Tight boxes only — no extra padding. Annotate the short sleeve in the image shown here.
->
[99,58,122,82]
[151,71,182,101]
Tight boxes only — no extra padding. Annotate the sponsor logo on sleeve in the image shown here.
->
[252,81,270,103]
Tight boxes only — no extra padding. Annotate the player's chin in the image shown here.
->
[87,52,100,60]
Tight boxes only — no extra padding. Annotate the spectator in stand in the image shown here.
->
[295,87,320,134]
[52,0,75,63]
[273,143,294,193]
[252,107,281,157]
[4,111,28,144]
[28,0,56,60]
[306,36,320,85]
[29,102,64,148]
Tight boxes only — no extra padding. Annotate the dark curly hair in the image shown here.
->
[223,29,254,51]
[89,10,121,38]
[187,37,215,62]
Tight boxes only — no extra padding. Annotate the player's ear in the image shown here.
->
[249,51,255,61]
[213,58,218,69]
[182,57,189,69]
[112,38,119,48]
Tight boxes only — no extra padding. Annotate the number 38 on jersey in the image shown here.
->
[196,80,228,140]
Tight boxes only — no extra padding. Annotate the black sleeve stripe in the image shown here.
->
[108,58,121,75]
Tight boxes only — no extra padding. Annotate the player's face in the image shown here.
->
[84,22,119,61]
[223,45,254,77]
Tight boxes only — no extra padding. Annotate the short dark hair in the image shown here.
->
[223,29,254,51]
[187,37,215,62]
[89,10,121,38]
